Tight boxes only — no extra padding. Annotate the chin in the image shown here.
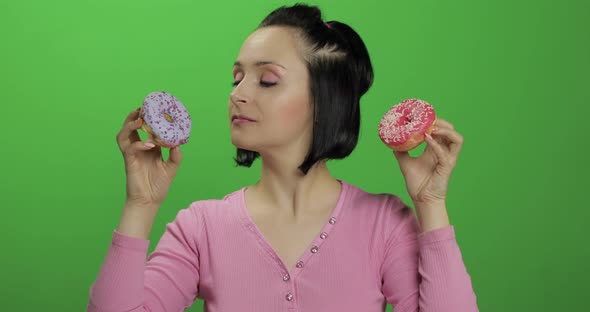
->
[230,136,258,152]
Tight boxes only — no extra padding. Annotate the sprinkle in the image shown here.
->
[140,91,192,146]
[378,98,435,146]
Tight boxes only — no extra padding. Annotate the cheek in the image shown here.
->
[274,94,311,126]
[281,102,308,121]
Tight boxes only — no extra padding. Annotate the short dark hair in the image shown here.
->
[234,3,374,174]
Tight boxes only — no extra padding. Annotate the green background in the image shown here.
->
[0,0,587,310]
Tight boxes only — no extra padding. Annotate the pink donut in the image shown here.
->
[138,91,192,148]
[378,98,437,152]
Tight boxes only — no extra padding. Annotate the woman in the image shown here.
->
[89,4,478,312]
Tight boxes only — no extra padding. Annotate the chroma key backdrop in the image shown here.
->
[0,0,587,311]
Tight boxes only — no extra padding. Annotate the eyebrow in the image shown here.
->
[233,61,287,70]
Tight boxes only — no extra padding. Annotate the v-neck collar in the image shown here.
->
[237,179,350,277]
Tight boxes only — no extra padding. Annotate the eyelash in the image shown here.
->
[231,80,277,88]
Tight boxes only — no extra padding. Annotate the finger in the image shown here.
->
[432,127,464,156]
[393,150,413,165]
[117,108,141,143]
[422,140,439,165]
[424,133,452,168]
[144,133,165,161]
[123,107,141,126]
[124,140,158,159]
[167,145,183,167]
[392,150,413,176]
[117,117,143,152]
[433,118,454,130]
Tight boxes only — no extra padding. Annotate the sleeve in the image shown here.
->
[380,202,479,312]
[87,203,202,312]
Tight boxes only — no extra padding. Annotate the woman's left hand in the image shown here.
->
[392,118,464,207]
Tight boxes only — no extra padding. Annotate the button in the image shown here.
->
[296,261,304,268]
[283,273,290,281]
[320,232,328,239]
[286,293,294,301]
[311,245,319,253]
[329,217,337,224]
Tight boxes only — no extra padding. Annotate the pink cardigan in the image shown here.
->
[88,180,479,311]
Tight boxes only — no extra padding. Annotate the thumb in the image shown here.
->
[167,145,183,167]
[393,150,413,177]
[392,150,411,168]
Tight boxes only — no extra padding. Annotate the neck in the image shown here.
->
[249,153,340,218]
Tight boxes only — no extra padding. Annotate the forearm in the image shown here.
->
[117,203,160,240]
[89,222,151,311]
[414,201,450,234]
[416,225,480,311]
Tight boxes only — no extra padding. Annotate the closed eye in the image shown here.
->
[260,81,277,87]
[231,80,277,88]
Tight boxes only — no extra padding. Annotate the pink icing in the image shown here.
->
[141,91,192,147]
[378,98,435,146]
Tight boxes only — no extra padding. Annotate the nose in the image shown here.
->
[230,93,247,105]
[230,84,250,106]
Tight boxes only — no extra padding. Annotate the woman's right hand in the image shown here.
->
[116,107,184,209]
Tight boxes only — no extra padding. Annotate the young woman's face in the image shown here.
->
[228,26,312,154]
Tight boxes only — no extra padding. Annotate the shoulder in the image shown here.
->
[345,181,412,215]
[182,186,245,218]
[164,187,245,238]
[344,181,417,235]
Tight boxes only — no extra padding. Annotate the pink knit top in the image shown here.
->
[88,180,479,311]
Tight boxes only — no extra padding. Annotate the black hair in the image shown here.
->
[234,3,374,174]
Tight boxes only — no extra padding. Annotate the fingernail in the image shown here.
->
[136,119,143,126]
[425,133,433,140]
[144,142,155,148]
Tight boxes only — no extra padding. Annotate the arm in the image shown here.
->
[87,203,201,312]
[381,204,479,312]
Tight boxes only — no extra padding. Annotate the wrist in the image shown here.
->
[118,203,160,239]
[414,200,446,211]
[413,201,450,234]
[124,200,161,211]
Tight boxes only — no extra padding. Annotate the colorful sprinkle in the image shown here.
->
[140,91,192,147]
[378,98,436,146]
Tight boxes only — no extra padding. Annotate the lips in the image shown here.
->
[231,114,256,122]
